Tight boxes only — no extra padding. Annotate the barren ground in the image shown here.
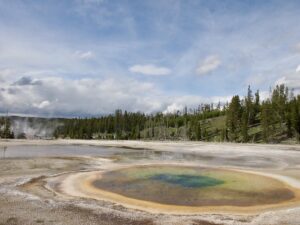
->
[0,139,300,225]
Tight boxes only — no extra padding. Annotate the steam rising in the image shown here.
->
[10,117,61,139]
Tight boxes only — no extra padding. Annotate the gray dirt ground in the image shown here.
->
[0,140,300,225]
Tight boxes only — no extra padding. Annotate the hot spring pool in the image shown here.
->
[90,165,295,207]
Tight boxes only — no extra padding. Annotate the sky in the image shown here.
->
[1,0,300,117]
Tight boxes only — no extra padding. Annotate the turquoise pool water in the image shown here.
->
[150,174,224,188]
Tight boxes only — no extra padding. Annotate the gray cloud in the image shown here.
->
[296,42,300,52]
[1,75,162,116]
[7,87,18,95]
[0,74,231,117]
[12,76,43,86]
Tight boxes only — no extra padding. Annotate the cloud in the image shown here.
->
[0,75,163,116]
[0,74,232,117]
[163,103,184,114]
[245,74,271,87]
[196,55,221,75]
[163,95,232,114]
[296,43,300,52]
[129,64,171,76]
[74,51,94,60]
[0,69,18,82]
[275,70,300,92]
[33,100,50,109]
[12,76,42,86]
[296,64,300,72]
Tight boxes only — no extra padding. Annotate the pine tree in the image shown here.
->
[261,100,274,142]
[241,110,249,142]
[195,122,202,141]
[253,90,260,123]
[246,85,254,125]
[226,95,242,142]
[271,85,288,126]
[290,97,300,141]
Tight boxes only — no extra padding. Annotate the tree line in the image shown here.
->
[0,116,14,139]
[54,84,300,143]
[54,103,225,141]
[1,84,299,143]
[225,85,300,142]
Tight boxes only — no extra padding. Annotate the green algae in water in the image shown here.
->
[92,165,295,206]
[150,174,223,188]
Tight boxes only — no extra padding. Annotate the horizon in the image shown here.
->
[1,0,300,117]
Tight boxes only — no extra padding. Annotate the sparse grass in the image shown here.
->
[207,115,226,130]
[139,114,296,143]
[4,217,18,225]
[192,220,222,225]
[35,219,44,223]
